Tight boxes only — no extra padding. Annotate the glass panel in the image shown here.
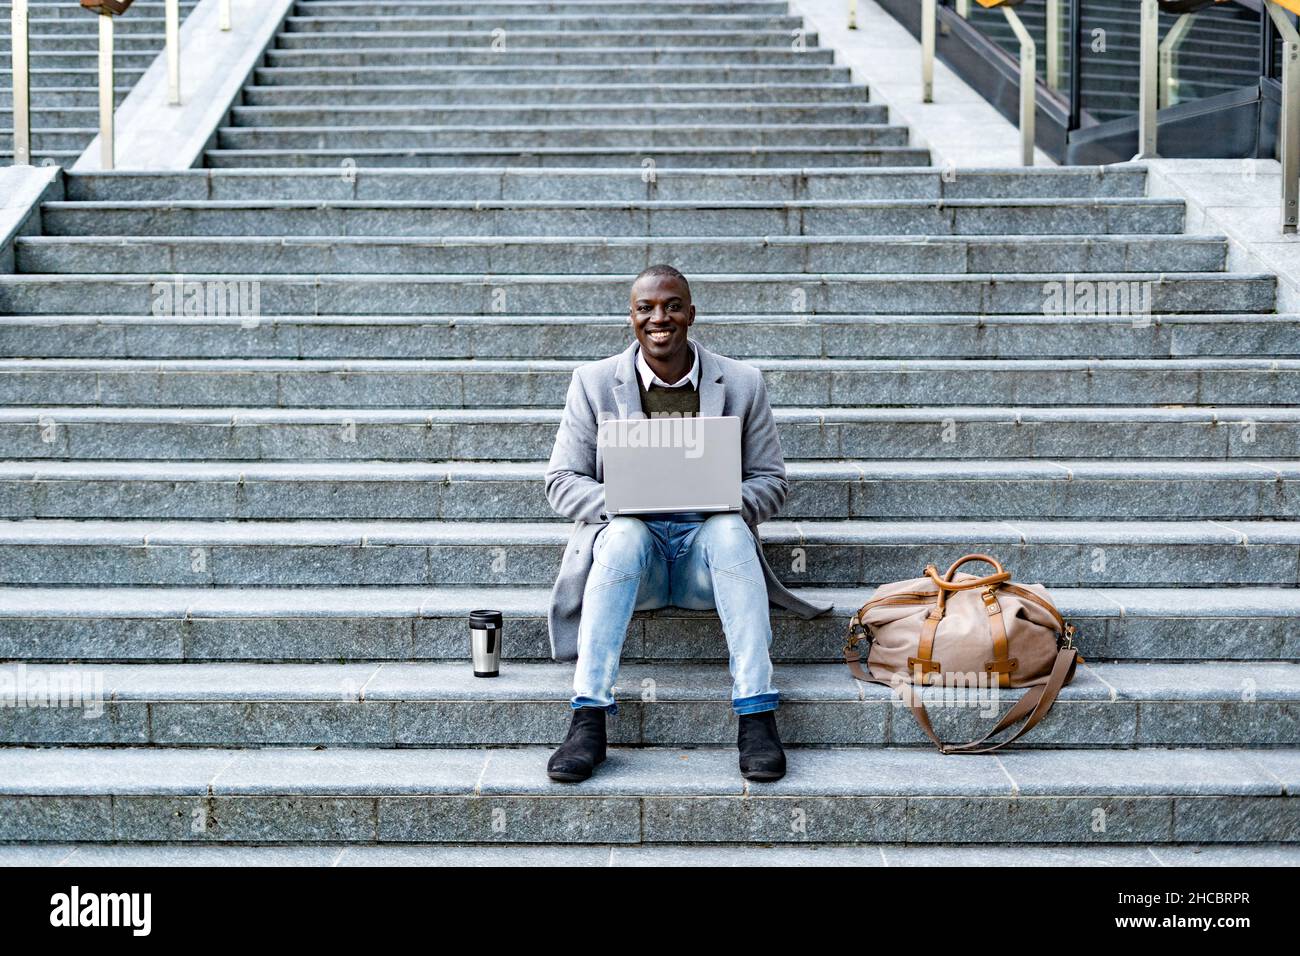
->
[1153,1,1262,116]
[951,0,1265,126]
[1268,12,1287,83]
[961,0,1076,96]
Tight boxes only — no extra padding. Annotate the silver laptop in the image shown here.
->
[598,415,742,515]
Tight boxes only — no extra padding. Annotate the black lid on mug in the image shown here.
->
[470,609,502,629]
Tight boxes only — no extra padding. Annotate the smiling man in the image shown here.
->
[542,264,834,783]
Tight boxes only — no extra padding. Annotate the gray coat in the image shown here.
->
[543,338,835,661]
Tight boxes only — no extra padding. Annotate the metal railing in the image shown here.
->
[97,8,114,169]
[8,0,236,169]
[1133,0,1296,230]
[889,0,1300,231]
[1263,0,1300,231]
[918,0,1038,163]
[167,0,181,105]
[10,0,30,166]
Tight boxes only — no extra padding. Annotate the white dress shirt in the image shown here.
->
[636,339,700,390]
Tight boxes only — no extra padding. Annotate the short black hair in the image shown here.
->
[632,264,691,298]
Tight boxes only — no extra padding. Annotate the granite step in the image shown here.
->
[0,745,1294,844]
[0,273,1274,316]
[0,19,194,37]
[0,89,129,108]
[13,235,1225,275]
[0,518,1293,587]
[0,149,79,165]
[1,660,1296,748]
[256,63,852,85]
[0,71,150,93]
[2,842,1295,866]
[0,459,1294,522]
[0,56,157,71]
[57,165,1153,202]
[259,47,841,66]
[225,103,890,127]
[279,15,808,32]
[1,584,1296,663]
[0,405,1295,461]
[202,146,935,169]
[1,34,171,53]
[237,84,872,107]
[0,107,100,129]
[273,30,824,50]
[247,69,857,89]
[211,123,914,150]
[0,129,98,151]
[33,201,1189,238]
[0,357,1293,407]
[6,313,1292,360]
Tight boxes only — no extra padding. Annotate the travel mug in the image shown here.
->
[470,609,503,677]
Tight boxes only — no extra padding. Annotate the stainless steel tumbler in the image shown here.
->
[470,609,502,677]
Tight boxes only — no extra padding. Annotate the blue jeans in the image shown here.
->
[570,512,779,717]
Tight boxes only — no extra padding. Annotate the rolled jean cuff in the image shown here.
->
[732,691,779,716]
[571,697,618,717]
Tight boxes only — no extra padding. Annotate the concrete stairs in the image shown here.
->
[0,0,1297,854]
[204,0,927,167]
[0,1,201,164]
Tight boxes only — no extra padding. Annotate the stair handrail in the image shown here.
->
[920,0,1037,164]
[65,0,236,171]
[1140,1,1238,154]
[1264,0,1300,231]
[79,1,135,170]
[167,0,181,105]
[9,0,29,165]
[167,2,233,105]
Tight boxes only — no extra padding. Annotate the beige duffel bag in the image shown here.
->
[843,553,1083,754]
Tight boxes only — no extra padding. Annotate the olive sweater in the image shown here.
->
[637,377,701,417]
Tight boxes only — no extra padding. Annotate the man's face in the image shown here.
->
[629,273,695,365]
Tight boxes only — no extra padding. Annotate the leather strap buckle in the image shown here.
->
[981,587,1002,615]
[844,616,868,653]
[907,657,941,673]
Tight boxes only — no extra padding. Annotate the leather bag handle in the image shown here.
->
[925,554,1011,593]
[945,553,1005,579]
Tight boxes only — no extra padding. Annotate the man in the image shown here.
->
[543,264,834,783]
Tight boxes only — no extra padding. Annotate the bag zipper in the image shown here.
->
[857,590,935,611]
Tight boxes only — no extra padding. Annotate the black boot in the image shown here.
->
[547,706,607,782]
[737,710,786,781]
